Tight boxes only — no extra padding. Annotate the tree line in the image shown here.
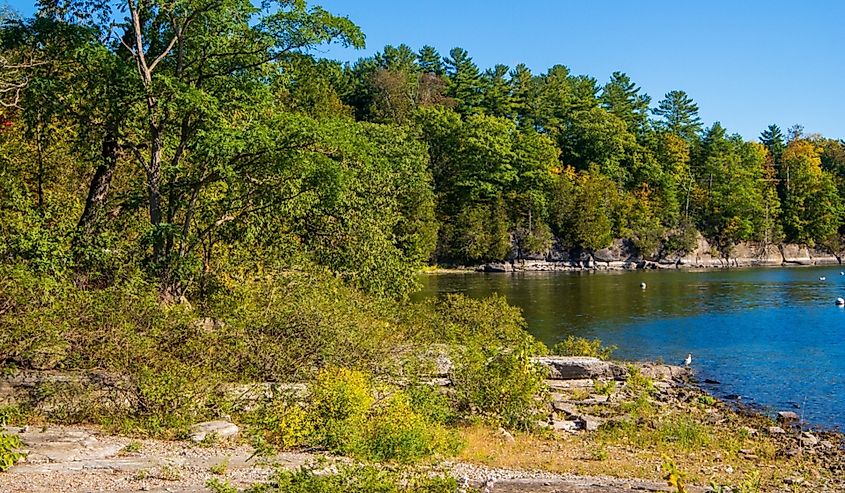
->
[1,1,844,301]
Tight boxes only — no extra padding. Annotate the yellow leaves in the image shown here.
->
[782,139,823,178]
[661,458,688,493]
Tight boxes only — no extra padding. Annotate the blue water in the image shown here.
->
[416,267,845,428]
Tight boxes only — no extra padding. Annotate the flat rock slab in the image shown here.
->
[188,420,239,442]
[533,357,627,381]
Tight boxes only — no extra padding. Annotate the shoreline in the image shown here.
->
[424,257,843,275]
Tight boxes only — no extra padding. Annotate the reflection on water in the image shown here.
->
[415,267,845,428]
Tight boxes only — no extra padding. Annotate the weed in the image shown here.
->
[661,458,688,493]
[209,459,229,475]
[593,380,616,396]
[120,441,142,454]
[157,463,181,481]
[551,336,616,360]
[207,478,238,493]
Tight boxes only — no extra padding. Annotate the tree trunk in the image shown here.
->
[76,133,118,238]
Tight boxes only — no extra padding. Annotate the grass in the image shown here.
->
[456,386,839,491]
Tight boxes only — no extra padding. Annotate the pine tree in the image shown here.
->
[653,90,702,142]
[444,47,482,115]
[417,45,444,75]
[600,71,651,135]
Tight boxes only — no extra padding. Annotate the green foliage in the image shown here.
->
[0,416,23,472]
[249,368,460,464]
[256,463,460,493]
[551,336,616,360]
[452,344,547,431]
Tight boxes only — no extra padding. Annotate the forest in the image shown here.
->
[2,1,845,300]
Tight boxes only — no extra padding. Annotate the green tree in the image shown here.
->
[653,90,702,142]
[600,71,651,136]
[444,47,482,115]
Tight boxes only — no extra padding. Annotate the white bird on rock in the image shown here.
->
[684,353,692,366]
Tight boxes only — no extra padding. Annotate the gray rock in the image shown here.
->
[188,420,239,442]
[533,357,626,381]
[767,426,786,435]
[777,411,800,422]
[800,432,819,447]
[578,414,604,432]
[551,420,579,433]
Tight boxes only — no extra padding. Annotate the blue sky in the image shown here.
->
[5,0,844,139]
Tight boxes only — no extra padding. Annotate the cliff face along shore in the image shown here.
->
[470,236,842,272]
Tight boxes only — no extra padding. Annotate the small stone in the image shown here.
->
[800,432,819,447]
[188,420,239,442]
[552,420,579,432]
[820,440,834,449]
[784,476,805,485]
[496,427,516,445]
[739,426,758,437]
[578,414,604,432]
[767,426,786,435]
[725,465,734,474]
[777,411,800,422]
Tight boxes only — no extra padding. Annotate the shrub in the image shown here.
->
[257,463,459,493]
[551,336,616,360]
[0,421,23,472]
[309,367,375,453]
[451,344,547,431]
[363,393,461,463]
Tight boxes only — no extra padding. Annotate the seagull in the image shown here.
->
[840,272,844,276]
[836,297,845,306]
[684,353,692,366]
[640,282,647,289]
[820,276,827,281]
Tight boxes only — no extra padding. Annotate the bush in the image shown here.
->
[309,367,375,453]
[551,336,616,360]
[251,368,461,463]
[257,463,459,493]
[0,417,23,472]
[451,344,547,431]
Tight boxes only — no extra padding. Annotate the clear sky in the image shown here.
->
[5,0,844,140]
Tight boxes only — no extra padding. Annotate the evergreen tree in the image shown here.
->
[760,124,785,163]
[480,64,513,118]
[653,90,702,142]
[444,47,482,115]
[417,45,444,75]
[600,71,651,136]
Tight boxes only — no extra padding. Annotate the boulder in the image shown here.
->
[188,420,239,443]
[533,357,627,380]
[777,411,800,422]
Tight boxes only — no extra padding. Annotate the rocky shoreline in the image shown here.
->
[432,236,843,273]
[2,356,844,491]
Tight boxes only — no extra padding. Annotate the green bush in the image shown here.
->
[256,463,459,493]
[451,344,547,431]
[250,368,461,463]
[0,421,24,472]
[362,393,461,463]
[309,367,375,453]
[551,336,616,360]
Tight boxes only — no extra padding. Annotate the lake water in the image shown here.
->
[415,267,845,428]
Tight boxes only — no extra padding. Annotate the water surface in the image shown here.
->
[415,267,845,428]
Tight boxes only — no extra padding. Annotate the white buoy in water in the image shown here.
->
[640,282,647,289]
[820,276,827,281]
[836,297,845,306]
[684,353,692,366]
